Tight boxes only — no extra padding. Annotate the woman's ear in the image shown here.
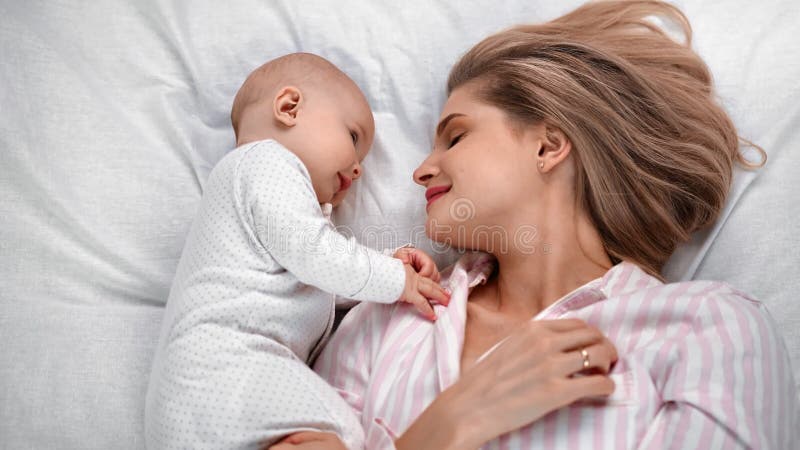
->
[538,126,571,173]
[273,86,303,127]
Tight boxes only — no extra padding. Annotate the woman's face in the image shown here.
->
[413,83,548,251]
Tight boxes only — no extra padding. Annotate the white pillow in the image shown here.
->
[1,1,797,448]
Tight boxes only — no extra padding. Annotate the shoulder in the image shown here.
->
[230,140,315,203]
[644,279,781,349]
[670,279,764,316]
[233,139,309,178]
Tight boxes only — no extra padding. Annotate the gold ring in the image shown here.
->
[580,348,590,369]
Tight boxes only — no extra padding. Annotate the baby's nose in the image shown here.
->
[351,162,362,180]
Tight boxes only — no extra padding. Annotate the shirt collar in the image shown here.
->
[433,252,662,391]
[449,252,662,305]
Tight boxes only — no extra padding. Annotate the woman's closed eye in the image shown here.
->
[448,133,465,149]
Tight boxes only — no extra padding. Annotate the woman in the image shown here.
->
[273,1,798,449]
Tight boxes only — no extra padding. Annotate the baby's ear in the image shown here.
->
[273,86,302,127]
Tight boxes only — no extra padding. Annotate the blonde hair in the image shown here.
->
[448,0,764,277]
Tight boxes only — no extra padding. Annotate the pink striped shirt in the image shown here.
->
[314,252,798,449]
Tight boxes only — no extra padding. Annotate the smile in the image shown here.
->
[337,173,352,193]
[425,185,451,210]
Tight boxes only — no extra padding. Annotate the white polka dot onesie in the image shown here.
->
[145,139,406,449]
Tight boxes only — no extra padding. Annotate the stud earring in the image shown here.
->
[538,161,545,169]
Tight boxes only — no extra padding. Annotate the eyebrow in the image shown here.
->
[435,113,466,137]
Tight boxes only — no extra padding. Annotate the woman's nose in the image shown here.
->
[413,156,439,186]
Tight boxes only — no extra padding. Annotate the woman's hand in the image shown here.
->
[396,319,618,450]
[267,431,347,450]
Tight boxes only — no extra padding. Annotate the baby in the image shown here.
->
[145,53,449,449]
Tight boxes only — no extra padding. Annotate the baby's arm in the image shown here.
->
[237,143,412,304]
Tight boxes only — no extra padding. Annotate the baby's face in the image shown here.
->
[288,83,375,207]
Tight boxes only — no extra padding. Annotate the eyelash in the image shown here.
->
[448,133,464,149]
[350,131,358,145]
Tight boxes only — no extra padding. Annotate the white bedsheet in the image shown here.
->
[1,1,798,448]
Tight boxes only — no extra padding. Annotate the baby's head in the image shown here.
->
[231,53,375,207]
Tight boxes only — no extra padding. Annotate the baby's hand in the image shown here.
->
[393,246,441,283]
[399,264,450,321]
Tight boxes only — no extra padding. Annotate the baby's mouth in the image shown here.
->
[337,173,352,193]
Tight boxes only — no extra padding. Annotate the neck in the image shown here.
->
[485,206,612,317]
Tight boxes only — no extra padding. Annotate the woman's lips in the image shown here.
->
[338,173,352,192]
[425,185,451,210]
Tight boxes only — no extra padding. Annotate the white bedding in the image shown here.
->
[1,1,798,448]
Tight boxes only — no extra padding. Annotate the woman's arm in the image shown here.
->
[275,318,617,450]
[396,319,618,450]
[275,317,617,450]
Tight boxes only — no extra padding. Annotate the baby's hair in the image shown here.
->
[230,52,350,141]
[448,0,765,277]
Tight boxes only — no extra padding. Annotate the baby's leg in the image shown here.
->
[145,324,364,450]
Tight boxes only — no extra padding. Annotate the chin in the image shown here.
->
[425,209,502,253]
[424,213,463,249]
[330,191,348,207]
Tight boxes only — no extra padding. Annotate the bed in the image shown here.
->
[1,1,798,448]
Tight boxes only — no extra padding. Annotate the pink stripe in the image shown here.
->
[634,282,703,446]
[691,309,716,448]
[498,432,511,450]
[567,404,583,448]
[607,287,647,446]
[728,293,759,446]
[370,316,425,405]
[326,308,359,394]
[622,277,667,353]
[386,327,433,431]
[519,424,533,449]
[585,297,610,448]
[663,292,705,447]
[603,261,631,295]
[615,261,637,292]
[606,275,661,446]
[409,343,436,426]
[339,329,363,408]
[752,303,779,447]
[541,409,557,448]
[704,297,739,432]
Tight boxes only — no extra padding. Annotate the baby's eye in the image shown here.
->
[350,131,358,145]
[448,133,464,149]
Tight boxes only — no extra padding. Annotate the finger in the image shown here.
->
[551,342,616,376]
[563,374,616,401]
[410,252,429,275]
[395,252,411,264]
[408,292,436,320]
[549,325,606,352]
[418,277,450,306]
[536,318,589,332]
[415,257,434,278]
[419,256,440,280]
